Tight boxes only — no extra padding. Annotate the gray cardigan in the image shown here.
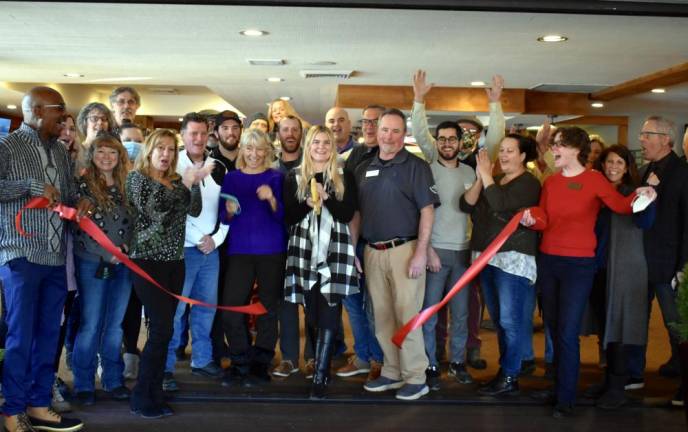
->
[459,171,541,256]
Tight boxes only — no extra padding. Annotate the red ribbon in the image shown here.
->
[392,210,525,348]
[16,197,266,315]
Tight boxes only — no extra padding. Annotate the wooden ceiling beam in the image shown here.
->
[590,62,688,101]
[335,84,593,115]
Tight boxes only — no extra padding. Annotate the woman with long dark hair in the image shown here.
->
[583,145,655,409]
[460,134,541,396]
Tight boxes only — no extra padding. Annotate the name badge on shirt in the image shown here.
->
[366,170,380,177]
[567,182,583,190]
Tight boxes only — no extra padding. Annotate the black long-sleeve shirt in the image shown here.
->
[283,170,357,226]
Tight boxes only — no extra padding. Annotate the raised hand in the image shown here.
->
[485,74,504,103]
[413,69,434,103]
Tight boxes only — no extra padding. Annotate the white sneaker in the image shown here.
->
[123,353,139,380]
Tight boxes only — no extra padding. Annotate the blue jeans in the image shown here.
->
[341,241,383,364]
[538,253,596,405]
[480,264,532,376]
[521,279,536,362]
[166,248,219,372]
[0,258,67,415]
[72,257,131,392]
[422,248,469,367]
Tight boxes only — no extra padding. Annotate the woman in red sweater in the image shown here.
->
[521,127,656,418]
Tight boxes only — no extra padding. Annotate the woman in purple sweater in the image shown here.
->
[219,129,286,387]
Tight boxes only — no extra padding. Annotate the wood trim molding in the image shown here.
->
[590,62,688,101]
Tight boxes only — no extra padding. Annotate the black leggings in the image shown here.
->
[222,253,285,365]
[130,259,184,410]
[122,290,144,355]
[303,279,342,332]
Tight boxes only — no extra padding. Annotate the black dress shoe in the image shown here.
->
[530,388,556,405]
[553,402,574,418]
[27,413,84,431]
[107,386,131,401]
[73,391,95,406]
[478,374,519,397]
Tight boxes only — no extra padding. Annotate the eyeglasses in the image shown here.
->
[550,140,566,148]
[361,119,378,126]
[87,115,108,124]
[638,131,668,139]
[42,103,66,112]
[114,98,138,106]
[437,136,460,144]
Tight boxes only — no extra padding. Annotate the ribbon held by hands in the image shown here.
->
[17,197,266,315]
[392,210,525,348]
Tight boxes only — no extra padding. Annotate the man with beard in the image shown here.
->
[412,117,476,389]
[412,70,506,371]
[210,110,242,173]
[273,115,303,173]
[109,86,141,131]
[326,107,356,155]
[204,110,242,367]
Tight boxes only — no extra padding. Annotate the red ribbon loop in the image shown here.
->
[16,197,266,315]
[391,210,525,348]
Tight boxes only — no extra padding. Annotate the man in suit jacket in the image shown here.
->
[636,116,688,405]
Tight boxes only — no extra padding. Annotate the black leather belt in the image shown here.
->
[368,236,417,251]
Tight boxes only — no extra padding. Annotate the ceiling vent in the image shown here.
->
[530,83,608,93]
[247,59,285,66]
[147,87,179,95]
[299,69,354,79]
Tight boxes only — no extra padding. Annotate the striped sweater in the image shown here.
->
[0,123,77,266]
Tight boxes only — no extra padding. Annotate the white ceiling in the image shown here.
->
[1,1,687,127]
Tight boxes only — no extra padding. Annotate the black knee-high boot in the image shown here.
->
[311,328,335,399]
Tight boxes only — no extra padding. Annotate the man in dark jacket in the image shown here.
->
[636,116,688,405]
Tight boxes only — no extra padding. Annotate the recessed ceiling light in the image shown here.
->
[266,77,284,83]
[591,102,604,108]
[537,35,568,43]
[6,104,17,110]
[651,88,666,93]
[307,61,337,66]
[240,29,268,37]
[178,117,183,121]
[64,73,84,78]
[470,81,486,87]
[280,96,292,101]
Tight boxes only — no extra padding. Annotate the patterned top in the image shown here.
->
[126,171,202,261]
[0,123,77,266]
[74,180,134,263]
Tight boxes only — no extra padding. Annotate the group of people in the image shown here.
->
[0,69,686,432]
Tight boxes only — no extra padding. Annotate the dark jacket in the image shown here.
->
[459,171,541,256]
[640,151,688,283]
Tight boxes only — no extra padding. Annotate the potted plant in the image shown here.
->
[670,263,688,422]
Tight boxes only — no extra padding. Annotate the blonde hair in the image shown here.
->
[81,132,129,210]
[267,99,311,133]
[236,129,275,171]
[133,128,181,181]
[297,126,344,202]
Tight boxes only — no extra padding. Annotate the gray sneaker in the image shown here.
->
[448,362,474,384]
[51,379,72,413]
[363,376,404,392]
[395,383,429,400]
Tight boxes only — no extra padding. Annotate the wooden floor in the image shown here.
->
[11,299,687,431]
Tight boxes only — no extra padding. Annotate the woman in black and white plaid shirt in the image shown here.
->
[283,125,359,399]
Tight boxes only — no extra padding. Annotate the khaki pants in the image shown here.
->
[364,240,428,384]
